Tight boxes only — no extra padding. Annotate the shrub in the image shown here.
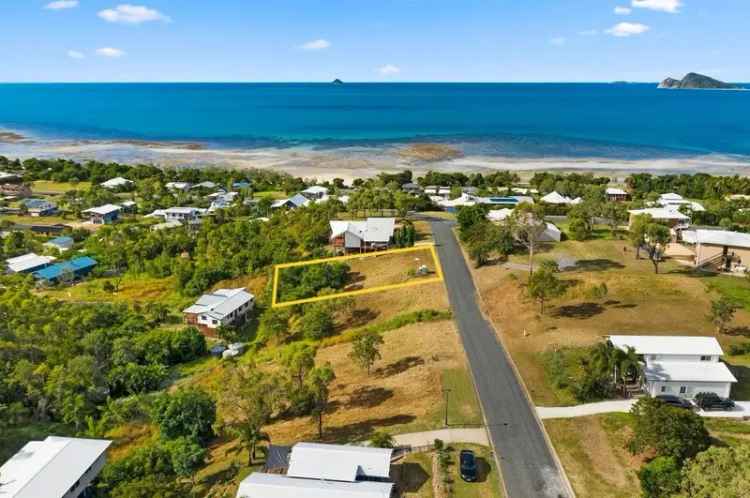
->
[638,456,681,498]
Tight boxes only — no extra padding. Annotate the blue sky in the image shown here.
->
[1,0,747,82]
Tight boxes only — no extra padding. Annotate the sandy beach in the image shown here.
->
[2,135,750,183]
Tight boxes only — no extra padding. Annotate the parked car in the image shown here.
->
[694,392,736,411]
[459,449,478,482]
[655,395,694,410]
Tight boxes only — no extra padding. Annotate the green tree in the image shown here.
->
[601,202,627,239]
[508,202,547,276]
[152,388,216,443]
[567,217,590,241]
[680,445,750,498]
[370,431,395,448]
[279,343,317,391]
[628,214,651,259]
[628,397,709,462]
[307,363,336,438]
[638,456,681,498]
[349,331,384,374]
[645,223,671,274]
[707,297,739,334]
[527,267,566,314]
[165,436,206,485]
[300,304,334,340]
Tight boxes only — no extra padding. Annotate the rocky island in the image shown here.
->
[658,72,740,90]
[332,78,344,85]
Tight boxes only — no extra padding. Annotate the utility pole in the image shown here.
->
[443,388,452,427]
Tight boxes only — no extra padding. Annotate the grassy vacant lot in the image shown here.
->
[397,444,503,498]
[31,180,91,193]
[0,213,73,226]
[545,413,750,498]
[468,234,750,405]
[40,275,189,308]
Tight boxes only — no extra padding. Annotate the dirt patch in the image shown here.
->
[398,143,463,162]
[345,248,437,290]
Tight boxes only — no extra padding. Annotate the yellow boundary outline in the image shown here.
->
[272,244,444,308]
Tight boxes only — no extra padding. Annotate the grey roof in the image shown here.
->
[287,442,393,482]
[644,361,737,383]
[681,229,750,250]
[329,218,395,243]
[236,473,393,498]
[0,436,111,498]
[83,204,122,216]
[6,253,56,273]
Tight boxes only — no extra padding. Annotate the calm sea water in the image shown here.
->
[0,83,749,158]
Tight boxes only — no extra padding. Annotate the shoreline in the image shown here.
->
[2,132,750,182]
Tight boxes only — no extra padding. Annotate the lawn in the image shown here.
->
[395,444,503,498]
[545,412,750,498]
[0,213,74,225]
[467,236,750,406]
[31,180,91,193]
[252,190,287,200]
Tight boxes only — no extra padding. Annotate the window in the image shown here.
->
[679,386,688,394]
[700,355,711,361]
[661,386,668,393]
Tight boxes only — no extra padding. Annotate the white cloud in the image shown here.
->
[96,47,126,58]
[67,50,85,59]
[614,6,632,15]
[98,4,171,24]
[550,37,566,46]
[45,0,78,10]
[578,29,599,36]
[631,0,682,13]
[300,39,331,51]
[378,64,400,76]
[606,22,650,37]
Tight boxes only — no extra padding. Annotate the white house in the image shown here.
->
[5,253,56,274]
[628,207,690,229]
[0,436,111,498]
[540,191,581,205]
[100,177,133,190]
[486,209,562,242]
[44,236,74,254]
[236,442,394,498]
[165,181,192,192]
[606,187,629,202]
[330,218,396,252]
[424,185,451,199]
[301,185,329,200]
[147,207,208,224]
[681,229,750,270]
[82,204,122,224]
[183,287,255,334]
[209,192,239,211]
[608,335,737,399]
[657,193,705,212]
[271,193,310,210]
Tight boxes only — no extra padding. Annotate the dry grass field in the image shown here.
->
[468,236,750,406]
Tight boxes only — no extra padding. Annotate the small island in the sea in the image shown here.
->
[658,72,739,90]
[332,78,344,85]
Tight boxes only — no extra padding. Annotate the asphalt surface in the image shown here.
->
[431,220,570,498]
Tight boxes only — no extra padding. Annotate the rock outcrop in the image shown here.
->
[658,73,738,89]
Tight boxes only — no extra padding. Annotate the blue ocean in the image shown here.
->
[0,83,749,159]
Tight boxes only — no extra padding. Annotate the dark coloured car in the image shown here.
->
[459,449,478,482]
[655,394,694,410]
[694,392,736,411]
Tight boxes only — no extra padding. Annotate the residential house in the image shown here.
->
[0,171,22,182]
[33,256,97,285]
[401,182,422,195]
[233,180,251,190]
[301,185,329,200]
[236,442,394,498]
[486,209,562,242]
[436,194,533,213]
[192,181,218,190]
[151,220,183,231]
[0,183,32,198]
[0,436,111,498]
[628,207,690,229]
[657,193,705,212]
[120,200,136,212]
[608,335,737,399]
[165,181,192,192]
[209,192,239,211]
[605,187,630,202]
[100,177,134,190]
[82,204,122,225]
[21,198,57,216]
[271,193,310,210]
[183,288,255,335]
[329,218,396,252]
[5,253,56,274]
[540,191,581,205]
[680,229,750,271]
[147,207,208,225]
[44,236,74,253]
[424,185,451,199]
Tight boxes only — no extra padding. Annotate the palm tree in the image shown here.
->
[238,424,270,465]
[616,346,643,384]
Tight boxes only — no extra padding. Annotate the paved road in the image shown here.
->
[431,220,571,498]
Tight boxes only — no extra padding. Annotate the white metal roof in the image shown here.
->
[606,187,628,195]
[165,181,191,190]
[609,335,725,356]
[183,288,254,319]
[681,229,750,249]
[541,191,575,204]
[659,193,684,201]
[0,436,111,498]
[329,218,395,244]
[644,361,738,383]
[100,177,133,188]
[487,208,514,222]
[287,442,393,482]
[83,203,122,215]
[6,253,56,273]
[164,207,207,215]
[236,473,393,498]
[628,207,690,221]
[302,186,329,195]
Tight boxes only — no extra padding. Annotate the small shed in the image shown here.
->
[44,236,74,253]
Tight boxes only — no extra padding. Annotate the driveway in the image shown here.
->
[393,428,489,448]
[537,400,750,419]
[430,220,571,498]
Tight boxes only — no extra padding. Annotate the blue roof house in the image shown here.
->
[34,256,97,284]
